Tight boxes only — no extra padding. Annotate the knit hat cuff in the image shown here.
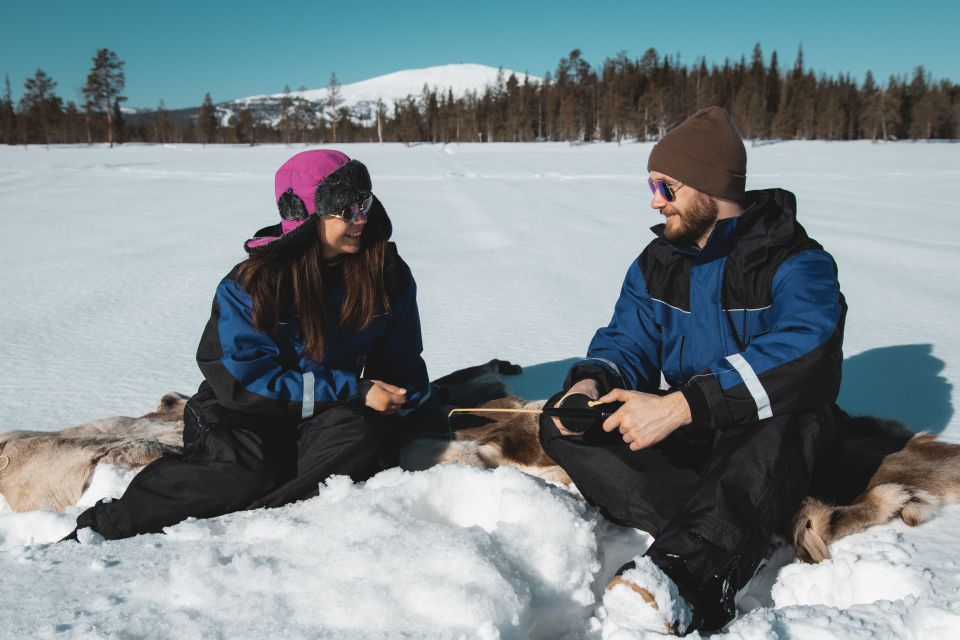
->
[648,147,746,201]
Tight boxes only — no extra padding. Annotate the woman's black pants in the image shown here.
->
[74,402,396,540]
[539,404,839,632]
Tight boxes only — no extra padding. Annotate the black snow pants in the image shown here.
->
[74,395,398,540]
[539,403,840,632]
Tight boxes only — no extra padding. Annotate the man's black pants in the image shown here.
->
[539,404,839,632]
[76,401,396,540]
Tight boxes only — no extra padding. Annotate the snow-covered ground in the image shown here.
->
[0,141,958,638]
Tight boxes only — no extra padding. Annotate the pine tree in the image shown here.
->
[327,72,343,143]
[541,72,554,140]
[907,66,949,139]
[556,50,581,142]
[375,98,386,144]
[155,99,168,143]
[19,69,62,146]
[765,50,781,130]
[1,74,17,145]
[450,88,462,142]
[278,85,293,145]
[424,85,439,142]
[294,87,313,143]
[112,98,126,144]
[235,107,254,145]
[815,77,844,140]
[196,93,218,145]
[772,45,812,139]
[82,49,126,146]
[879,75,904,141]
[732,43,767,141]
[63,101,82,143]
[951,92,960,139]
[860,71,882,140]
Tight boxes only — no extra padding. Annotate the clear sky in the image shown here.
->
[3,0,957,110]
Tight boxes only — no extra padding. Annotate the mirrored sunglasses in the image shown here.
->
[323,194,374,225]
[648,178,684,202]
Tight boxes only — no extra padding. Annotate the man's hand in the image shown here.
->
[360,379,407,415]
[551,378,600,436]
[599,390,692,450]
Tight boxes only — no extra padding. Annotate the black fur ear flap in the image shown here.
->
[315,159,372,214]
[278,188,310,221]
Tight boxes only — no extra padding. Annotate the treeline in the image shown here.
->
[3,48,127,146]
[3,44,959,146]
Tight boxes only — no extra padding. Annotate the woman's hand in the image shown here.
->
[360,379,407,414]
[599,389,692,450]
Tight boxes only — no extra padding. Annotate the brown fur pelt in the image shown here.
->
[0,358,535,514]
[0,391,567,514]
[9,374,955,566]
[399,396,572,485]
[0,393,187,512]
[793,431,960,563]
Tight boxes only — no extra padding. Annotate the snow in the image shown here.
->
[603,556,693,635]
[1,140,959,637]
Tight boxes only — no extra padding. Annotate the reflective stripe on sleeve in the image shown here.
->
[302,371,315,419]
[724,353,773,420]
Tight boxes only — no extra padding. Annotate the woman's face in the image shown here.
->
[319,212,367,260]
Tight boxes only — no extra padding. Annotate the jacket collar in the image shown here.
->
[645,188,800,266]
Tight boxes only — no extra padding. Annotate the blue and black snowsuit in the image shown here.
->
[77,242,436,539]
[540,188,846,631]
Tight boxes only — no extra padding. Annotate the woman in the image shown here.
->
[69,149,435,540]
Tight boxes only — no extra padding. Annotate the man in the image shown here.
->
[539,106,846,634]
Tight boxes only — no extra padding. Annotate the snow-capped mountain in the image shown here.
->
[220,63,540,127]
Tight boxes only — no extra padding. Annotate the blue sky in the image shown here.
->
[3,0,957,109]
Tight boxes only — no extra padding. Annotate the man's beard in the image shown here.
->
[663,192,720,247]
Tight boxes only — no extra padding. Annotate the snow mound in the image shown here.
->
[772,533,926,609]
[0,465,600,639]
[722,508,960,638]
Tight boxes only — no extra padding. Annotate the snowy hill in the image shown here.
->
[223,63,540,126]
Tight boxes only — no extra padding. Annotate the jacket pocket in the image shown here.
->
[677,336,688,381]
[663,336,686,385]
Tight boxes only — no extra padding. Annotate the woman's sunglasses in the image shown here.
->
[324,194,374,225]
[648,178,684,202]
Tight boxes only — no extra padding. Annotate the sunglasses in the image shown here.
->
[323,194,374,225]
[648,178,684,202]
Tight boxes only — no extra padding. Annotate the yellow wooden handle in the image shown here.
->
[447,407,543,418]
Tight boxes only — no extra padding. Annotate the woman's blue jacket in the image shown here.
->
[195,242,432,424]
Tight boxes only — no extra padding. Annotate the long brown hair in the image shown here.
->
[236,211,391,361]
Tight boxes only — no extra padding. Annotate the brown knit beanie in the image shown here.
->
[647,106,747,201]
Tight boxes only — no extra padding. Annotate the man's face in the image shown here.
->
[649,171,719,248]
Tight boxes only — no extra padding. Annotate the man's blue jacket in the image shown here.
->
[567,188,846,429]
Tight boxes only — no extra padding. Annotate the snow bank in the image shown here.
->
[0,465,600,639]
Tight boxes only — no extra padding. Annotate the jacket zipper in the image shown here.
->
[678,336,686,380]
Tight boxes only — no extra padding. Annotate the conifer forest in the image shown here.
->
[3,45,957,146]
